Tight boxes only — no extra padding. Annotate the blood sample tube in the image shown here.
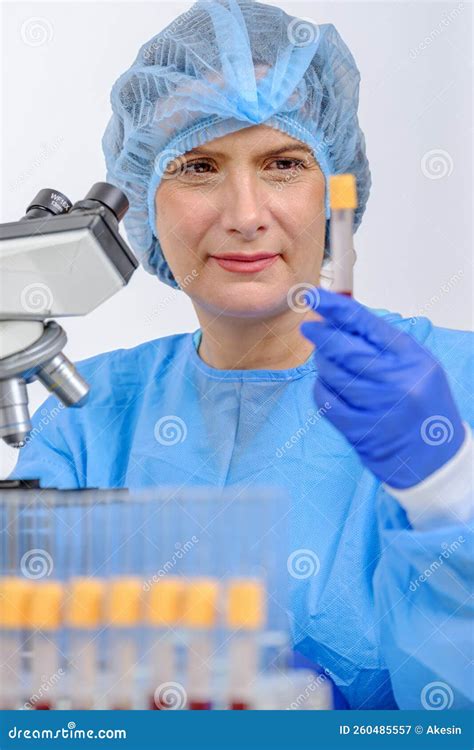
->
[183,578,219,710]
[66,577,104,709]
[106,577,143,710]
[329,174,358,297]
[27,581,63,710]
[146,577,185,709]
[0,578,32,709]
[226,578,265,710]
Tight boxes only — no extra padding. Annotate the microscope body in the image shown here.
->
[0,183,138,448]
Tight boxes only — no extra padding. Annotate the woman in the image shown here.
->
[11,0,473,710]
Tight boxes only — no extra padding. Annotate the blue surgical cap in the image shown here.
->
[102,0,371,289]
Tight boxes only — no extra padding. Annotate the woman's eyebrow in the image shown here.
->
[186,143,314,158]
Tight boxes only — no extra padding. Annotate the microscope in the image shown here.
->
[0,182,138,450]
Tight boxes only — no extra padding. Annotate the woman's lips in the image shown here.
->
[211,254,279,273]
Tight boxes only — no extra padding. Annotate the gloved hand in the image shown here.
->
[300,287,466,489]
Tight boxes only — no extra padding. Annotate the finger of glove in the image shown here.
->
[315,356,401,411]
[304,287,408,355]
[301,321,396,381]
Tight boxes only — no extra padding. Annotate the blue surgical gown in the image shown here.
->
[8,305,474,710]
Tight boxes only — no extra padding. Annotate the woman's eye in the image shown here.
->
[183,160,215,175]
[268,158,304,170]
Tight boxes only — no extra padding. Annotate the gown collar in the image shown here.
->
[189,328,317,381]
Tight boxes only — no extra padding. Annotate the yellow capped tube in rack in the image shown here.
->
[0,577,32,628]
[28,581,63,631]
[147,577,185,627]
[27,582,64,709]
[106,577,143,710]
[226,579,266,710]
[66,578,105,709]
[107,577,143,627]
[66,577,104,629]
[146,577,185,709]
[226,578,266,630]
[183,578,220,709]
[182,578,219,629]
[0,578,33,709]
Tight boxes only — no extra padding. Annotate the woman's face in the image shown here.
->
[155,124,326,318]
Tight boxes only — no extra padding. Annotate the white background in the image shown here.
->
[1,0,472,476]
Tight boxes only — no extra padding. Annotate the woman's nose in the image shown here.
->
[218,171,271,241]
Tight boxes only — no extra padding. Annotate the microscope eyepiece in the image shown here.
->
[85,182,129,221]
[70,182,129,223]
[22,188,73,221]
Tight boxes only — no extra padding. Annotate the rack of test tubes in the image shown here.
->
[0,485,333,710]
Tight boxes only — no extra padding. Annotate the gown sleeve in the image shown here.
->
[7,394,83,489]
[373,428,474,709]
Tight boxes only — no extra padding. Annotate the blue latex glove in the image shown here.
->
[300,288,466,489]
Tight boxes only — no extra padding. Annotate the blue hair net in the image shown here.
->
[102,0,371,289]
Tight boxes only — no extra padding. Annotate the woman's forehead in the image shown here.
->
[185,125,312,158]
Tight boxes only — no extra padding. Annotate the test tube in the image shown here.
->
[27,581,63,710]
[66,577,104,709]
[226,579,265,710]
[329,174,358,296]
[106,577,143,710]
[146,577,185,709]
[183,578,219,710]
[0,577,32,709]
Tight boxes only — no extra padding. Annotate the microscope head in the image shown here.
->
[0,183,138,447]
[1,183,136,323]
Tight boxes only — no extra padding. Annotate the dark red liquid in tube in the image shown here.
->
[189,700,212,710]
[149,695,171,710]
[230,701,249,710]
[34,701,52,710]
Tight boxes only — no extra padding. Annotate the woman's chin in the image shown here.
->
[194,283,293,318]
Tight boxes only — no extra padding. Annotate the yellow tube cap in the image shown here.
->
[66,578,104,628]
[329,174,358,210]
[183,578,219,628]
[107,577,143,626]
[226,579,266,630]
[28,582,63,630]
[0,577,33,628]
[147,577,185,626]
